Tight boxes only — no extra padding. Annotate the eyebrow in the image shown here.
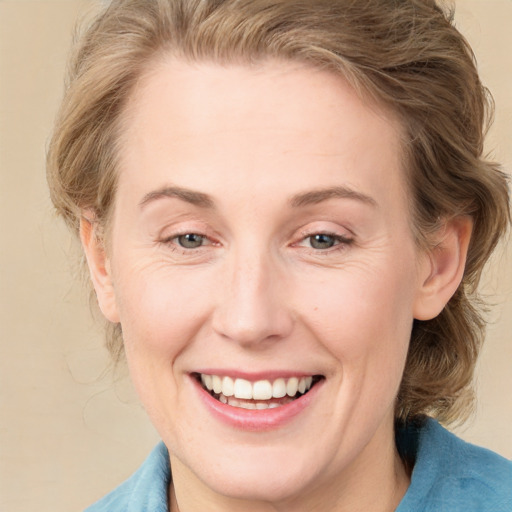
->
[139,186,215,209]
[290,186,377,208]
[139,184,377,210]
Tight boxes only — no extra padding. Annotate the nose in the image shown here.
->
[211,250,294,348]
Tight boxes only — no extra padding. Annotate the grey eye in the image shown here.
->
[177,233,205,249]
[309,234,337,249]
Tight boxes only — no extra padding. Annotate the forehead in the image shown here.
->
[123,56,401,137]
[116,57,407,210]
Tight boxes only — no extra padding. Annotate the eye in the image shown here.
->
[176,233,206,249]
[295,231,353,252]
[308,233,338,250]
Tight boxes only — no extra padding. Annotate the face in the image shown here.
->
[91,59,434,507]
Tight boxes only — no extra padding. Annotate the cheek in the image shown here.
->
[112,263,213,357]
[296,263,415,370]
[112,268,209,429]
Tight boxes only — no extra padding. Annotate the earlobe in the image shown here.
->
[80,214,120,323]
[413,216,473,321]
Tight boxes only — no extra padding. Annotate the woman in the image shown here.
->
[47,0,511,510]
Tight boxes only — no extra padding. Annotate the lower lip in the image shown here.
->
[192,376,323,431]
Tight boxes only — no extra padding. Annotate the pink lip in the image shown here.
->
[191,374,324,432]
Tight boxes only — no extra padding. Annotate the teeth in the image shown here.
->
[272,378,287,398]
[222,376,234,397]
[227,397,240,408]
[201,374,213,391]
[200,374,316,402]
[238,401,257,410]
[233,378,253,399]
[253,380,273,400]
[212,375,222,394]
[286,377,299,397]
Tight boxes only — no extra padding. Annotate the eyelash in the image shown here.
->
[159,231,354,254]
[159,232,213,253]
[295,231,354,253]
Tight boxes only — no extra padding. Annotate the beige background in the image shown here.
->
[0,1,511,511]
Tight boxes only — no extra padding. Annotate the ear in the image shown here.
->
[413,216,473,321]
[80,214,120,323]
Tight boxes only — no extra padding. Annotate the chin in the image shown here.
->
[203,461,315,503]
[171,440,326,505]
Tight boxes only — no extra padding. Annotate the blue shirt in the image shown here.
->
[85,418,512,511]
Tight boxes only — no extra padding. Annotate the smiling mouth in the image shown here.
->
[196,373,324,410]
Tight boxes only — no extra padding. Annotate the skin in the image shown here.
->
[81,58,471,512]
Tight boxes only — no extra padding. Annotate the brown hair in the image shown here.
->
[47,0,510,424]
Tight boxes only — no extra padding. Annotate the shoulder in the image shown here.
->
[397,418,512,512]
[84,442,171,512]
